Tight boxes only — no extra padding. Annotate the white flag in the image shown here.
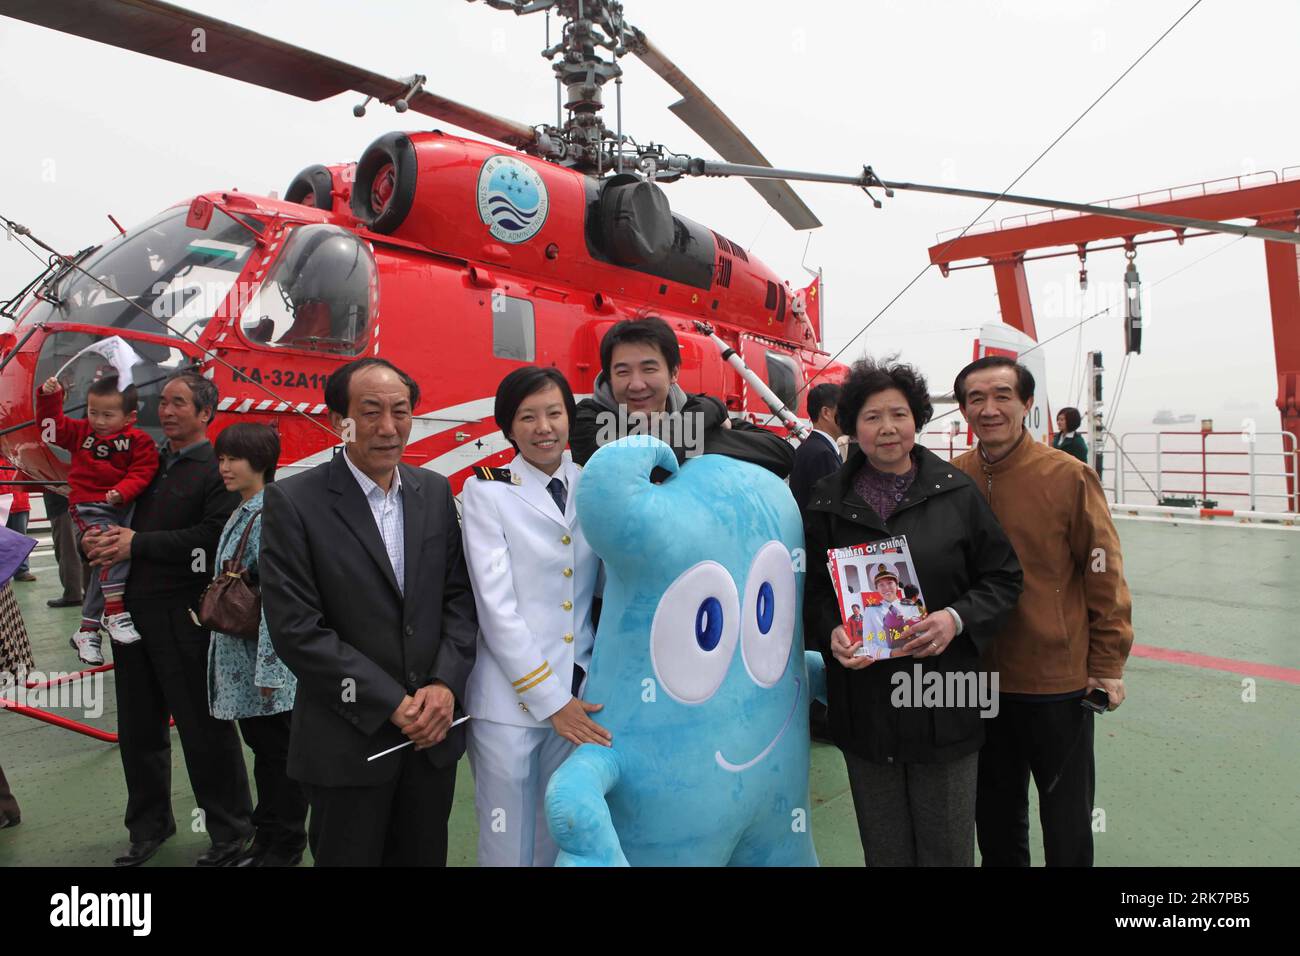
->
[54,335,145,389]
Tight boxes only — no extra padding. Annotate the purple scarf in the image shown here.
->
[852,450,919,523]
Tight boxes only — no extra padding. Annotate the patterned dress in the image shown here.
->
[0,581,34,686]
[206,490,297,720]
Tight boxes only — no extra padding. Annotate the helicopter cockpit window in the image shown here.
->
[765,351,800,413]
[240,224,376,354]
[492,295,536,362]
[16,207,256,360]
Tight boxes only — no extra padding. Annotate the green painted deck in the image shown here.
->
[2,518,1297,867]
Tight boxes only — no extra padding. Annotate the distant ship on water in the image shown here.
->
[1152,409,1197,425]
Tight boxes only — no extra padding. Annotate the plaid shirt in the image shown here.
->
[342,451,405,595]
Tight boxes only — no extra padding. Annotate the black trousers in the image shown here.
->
[0,760,19,822]
[116,599,253,845]
[305,748,457,867]
[237,711,308,854]
[976,696,1095,867]
[50,509,89,602]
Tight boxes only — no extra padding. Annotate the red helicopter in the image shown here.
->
[0,0,840,493]
[3,1,1294,495]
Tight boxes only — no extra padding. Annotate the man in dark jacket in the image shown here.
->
[789,382,843,514]
[570,316,795,479]
[261,358,478,866]
[84,371,252,867]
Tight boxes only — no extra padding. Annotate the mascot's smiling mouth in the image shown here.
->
[714,677,801,773]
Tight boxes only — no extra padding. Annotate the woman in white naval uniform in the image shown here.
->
[461,366,610,867]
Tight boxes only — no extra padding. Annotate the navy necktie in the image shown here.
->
[547,477,567,517]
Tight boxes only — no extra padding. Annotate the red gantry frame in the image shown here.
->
[928,168,1300,511]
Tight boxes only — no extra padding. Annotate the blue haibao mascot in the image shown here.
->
[545,436,826,865]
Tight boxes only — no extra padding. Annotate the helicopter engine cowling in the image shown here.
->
[285,163,354,212]
[351,132,419,233]
[596,174,673,267]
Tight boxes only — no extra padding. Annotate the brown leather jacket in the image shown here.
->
[954,434,1133,694]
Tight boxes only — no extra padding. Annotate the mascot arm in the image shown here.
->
[545,745,629,867]
[805,650,827,706]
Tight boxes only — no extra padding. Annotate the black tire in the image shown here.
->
[350,132,418,233]
[284,164,335,211]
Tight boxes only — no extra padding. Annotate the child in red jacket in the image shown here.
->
[38,374,160,665]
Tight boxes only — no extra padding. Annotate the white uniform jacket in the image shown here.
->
[461,452,599,728]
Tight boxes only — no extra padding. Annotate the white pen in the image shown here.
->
[366,714,472,761]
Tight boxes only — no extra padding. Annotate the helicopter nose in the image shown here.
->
[0,325,66,483]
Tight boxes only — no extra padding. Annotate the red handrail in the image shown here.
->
[1,662,173,744]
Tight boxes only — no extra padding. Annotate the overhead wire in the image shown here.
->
[762,0,1207,429]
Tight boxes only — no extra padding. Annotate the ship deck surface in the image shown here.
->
[2,518,1296,866]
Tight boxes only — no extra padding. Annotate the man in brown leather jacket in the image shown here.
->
[953,356,1133,867]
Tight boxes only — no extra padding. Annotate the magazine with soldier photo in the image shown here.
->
[826,535,928,660]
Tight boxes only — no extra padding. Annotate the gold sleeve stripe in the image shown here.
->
[512,661,551,687]
[515,667,554,694]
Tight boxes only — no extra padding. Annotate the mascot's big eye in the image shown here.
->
[740,541,796,688]
[650,561,739,705]
[695,597,724,650]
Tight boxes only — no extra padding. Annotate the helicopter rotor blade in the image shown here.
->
[673,158,1300,246]
[630,31,821,231]
[0,0,538,149]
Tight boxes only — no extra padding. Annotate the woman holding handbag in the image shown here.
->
[205,423,306,867]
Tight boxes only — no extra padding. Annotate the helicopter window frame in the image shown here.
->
[235,223,378,357]
[13,207,258,349]
[764,350,801,414]
[491,294,536,363]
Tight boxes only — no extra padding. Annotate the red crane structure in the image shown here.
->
[927,168,1300,510]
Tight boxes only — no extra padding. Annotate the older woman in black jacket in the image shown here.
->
[804,357,1023,866]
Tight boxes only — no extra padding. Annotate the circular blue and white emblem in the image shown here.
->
[476,155,549,243]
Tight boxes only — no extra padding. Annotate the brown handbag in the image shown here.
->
[196,509,262,640]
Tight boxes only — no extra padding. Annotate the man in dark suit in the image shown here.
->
[789,383,843,515]
[792,382,843,743]
[83,371,253,867]
[261,358,478,866]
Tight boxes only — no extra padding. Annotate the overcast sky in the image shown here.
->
[2,0,1296,443]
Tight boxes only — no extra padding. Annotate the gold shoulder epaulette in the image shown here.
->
[473,465,520,485]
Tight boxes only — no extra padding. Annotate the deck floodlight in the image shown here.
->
[1124,254,1142,354]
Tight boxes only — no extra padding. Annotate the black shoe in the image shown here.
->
[113,828,175,867]
[230,843,269,868]
[0,813,20,829]
[256,847,304,868]
[232,844,303,867]
[196,838,249,867]
[47,596,82,608]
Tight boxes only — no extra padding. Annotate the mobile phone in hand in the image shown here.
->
[1081,688,1110,714]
